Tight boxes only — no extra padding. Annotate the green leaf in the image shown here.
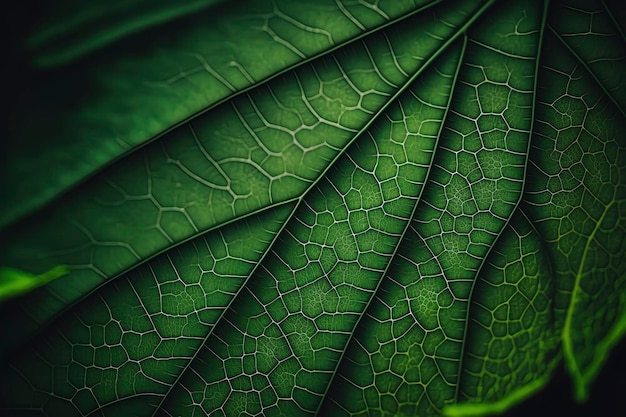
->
[24,0,232,67]
[0,266,69,303]
[1,0,624,416]
[1,0,443,228]
[0,0,489,357]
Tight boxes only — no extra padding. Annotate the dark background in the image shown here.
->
[504,337,625,416]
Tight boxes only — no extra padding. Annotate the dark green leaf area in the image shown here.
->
[1,0,441,229]
[157,38,464,417]
[452,213,561,413]
[524,27,626,399]
[321,1,544,415]
[0,0,488,356]
[0,204,294,416]
[548,0,626,114]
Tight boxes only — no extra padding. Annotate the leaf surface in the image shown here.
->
[1,0,442,228]
[1,0,625,416]
[0,0,489,357]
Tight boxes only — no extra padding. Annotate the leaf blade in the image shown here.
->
[157,31,466,417]
[1,0,625,415]
[0,0,492,358]
[1,0,444,229]
[524,27,626,400]
[321,1,545,413]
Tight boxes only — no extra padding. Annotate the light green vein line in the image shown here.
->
[444,376,552,417]
[562,199,615,401]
